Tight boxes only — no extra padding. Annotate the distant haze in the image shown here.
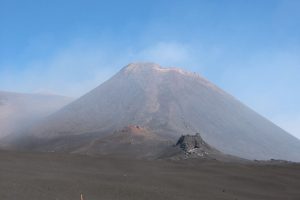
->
[0,91,72,139]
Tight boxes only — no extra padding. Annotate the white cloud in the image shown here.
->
[134,42,190,66]
[0,40,197,97]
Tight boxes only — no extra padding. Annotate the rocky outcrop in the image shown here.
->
[176,133,203,152]
[175,133,218,157]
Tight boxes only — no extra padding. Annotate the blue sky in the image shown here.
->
[0,0,299,139]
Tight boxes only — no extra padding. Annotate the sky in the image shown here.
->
[0,0,299,139]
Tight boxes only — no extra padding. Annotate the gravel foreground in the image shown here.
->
[0,150,299,200]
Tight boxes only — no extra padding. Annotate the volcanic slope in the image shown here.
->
[11,63,300,161]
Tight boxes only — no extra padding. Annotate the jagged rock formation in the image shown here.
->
[6,63,300,161]
[159,133,246,161]
[176,133,214,154]
[160,133,219,159]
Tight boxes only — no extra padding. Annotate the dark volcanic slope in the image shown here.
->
[71,125,172,158]
[21,125,172,159]
[0,91,72,139]
[0,151,299,200]
[13,63,300,161]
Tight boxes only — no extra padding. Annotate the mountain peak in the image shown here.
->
[121,62,198,77]
[124,62,160,71]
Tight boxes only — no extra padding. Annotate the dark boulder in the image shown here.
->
[176,133,209,153]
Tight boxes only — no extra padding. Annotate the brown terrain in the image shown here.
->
[0,150,299,200]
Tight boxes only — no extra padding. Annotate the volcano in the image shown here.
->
[7,63,300,161]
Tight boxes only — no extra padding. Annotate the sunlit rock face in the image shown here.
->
[9,63,300,161]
